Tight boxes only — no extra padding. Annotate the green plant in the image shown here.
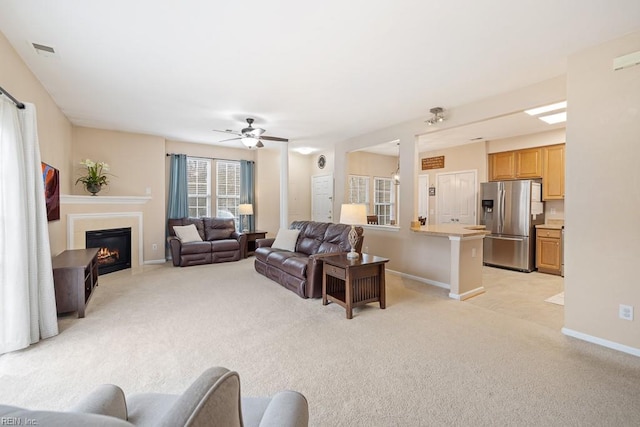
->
[75,159,111,187]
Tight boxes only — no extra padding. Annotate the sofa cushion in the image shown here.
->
[181,241,212,254]
[295,222,327,255]
[211,239,240,252]
[317,223,355,253]
[281,256,308,279]
[174,224,203,243]
[204,218,235,240]
[272,228,300,252]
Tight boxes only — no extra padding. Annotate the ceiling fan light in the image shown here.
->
[241,137,259,148]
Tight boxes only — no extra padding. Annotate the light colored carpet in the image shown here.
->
[1,259,639,426]
[545,292,565,306]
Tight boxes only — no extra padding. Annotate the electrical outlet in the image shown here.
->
[619,304,634,321]
[364,246,369,253]
[471,248,477,258]
[152,243,158,251]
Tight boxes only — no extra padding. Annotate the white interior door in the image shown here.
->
[436,170,477,224]
[312,175,333,222]
[437,173,457,223]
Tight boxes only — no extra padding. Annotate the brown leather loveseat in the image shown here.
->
[168,217,247,267]
[254,221,363,298]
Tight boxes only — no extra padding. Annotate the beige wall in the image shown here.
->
[488,128,565,153]
[1,31,73,256]
[72,127,166,262]
[565,31,640,351]
[288,152,312,224]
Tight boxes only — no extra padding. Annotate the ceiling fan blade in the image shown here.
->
[260,135,289,142]
[213,129,241,136]
[217,137,242,143]
[256,140,264,148]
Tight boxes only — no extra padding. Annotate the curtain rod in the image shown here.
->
[166,153,254,163]
[0,85,25,109]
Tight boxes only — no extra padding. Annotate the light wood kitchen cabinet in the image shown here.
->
[542,144,565,200]
[536,227,562,275]
[489,148,542,181]
[515,147,542,178]
[489,151,515,181]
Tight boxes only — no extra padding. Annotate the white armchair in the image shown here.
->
[0,367,309,427]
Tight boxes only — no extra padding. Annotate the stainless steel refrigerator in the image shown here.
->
[480,180,544,272]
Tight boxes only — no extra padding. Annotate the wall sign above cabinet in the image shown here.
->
[422,156,445,170]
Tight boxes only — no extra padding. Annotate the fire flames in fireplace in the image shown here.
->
[97,247,120,265]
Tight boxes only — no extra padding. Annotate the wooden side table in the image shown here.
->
[322,253,390,319]
[244,230,267,257]
[52,248,99,318]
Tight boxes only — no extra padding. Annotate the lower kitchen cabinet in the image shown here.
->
[536,227,562,275]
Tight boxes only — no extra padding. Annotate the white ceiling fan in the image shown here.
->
[213,118,288,149]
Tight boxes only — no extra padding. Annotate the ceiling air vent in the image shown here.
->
[32,42,56,57]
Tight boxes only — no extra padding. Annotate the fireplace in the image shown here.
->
[86,227,132,275]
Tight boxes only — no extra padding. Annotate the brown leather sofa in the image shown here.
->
[254,221,363,298]
[168,217,247,267]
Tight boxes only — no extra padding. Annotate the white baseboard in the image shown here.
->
[562,327,640,358]
[144,259,167,265]
[449,287,486,301]
[386,269,450,290]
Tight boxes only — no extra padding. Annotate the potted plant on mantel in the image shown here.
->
[75,159,111,196]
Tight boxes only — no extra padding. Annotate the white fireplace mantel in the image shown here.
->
[61,195,152,205]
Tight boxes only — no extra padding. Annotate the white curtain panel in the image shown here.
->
[0,98,58,355]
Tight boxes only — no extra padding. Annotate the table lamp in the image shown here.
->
[238,204,253,232]
[339,203,367,259]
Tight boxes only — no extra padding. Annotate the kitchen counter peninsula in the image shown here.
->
[410,224,489,300]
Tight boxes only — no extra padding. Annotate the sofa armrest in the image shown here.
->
[69,384,128,421]
[233,232,248,258]
[255,391,309,427]
[256,238,275,249]
[168,237,182,267]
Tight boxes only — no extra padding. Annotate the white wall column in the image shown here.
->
[280,141,289,229]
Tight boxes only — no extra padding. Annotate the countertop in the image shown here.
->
[536,219,565,230]
[410,224,489,237]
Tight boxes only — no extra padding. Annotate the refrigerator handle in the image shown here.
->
[500,188,506,233]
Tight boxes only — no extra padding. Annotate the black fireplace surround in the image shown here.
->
[86,227,131,275]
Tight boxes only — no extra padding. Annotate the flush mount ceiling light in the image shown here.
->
[538,111,567,124]
[525,101,567,124]
[425,107,445,125]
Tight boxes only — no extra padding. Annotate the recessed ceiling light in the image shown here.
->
[524,101,567,116]
[538,111,567,124]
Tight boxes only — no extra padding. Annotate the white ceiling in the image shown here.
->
[1,1,638,153]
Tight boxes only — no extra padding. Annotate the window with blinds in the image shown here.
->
[348,175,369,208]
[216,160,241,218]
[374,177,395,225]
[187,157,211,217]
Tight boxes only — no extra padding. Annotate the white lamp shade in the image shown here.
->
[340,204,367,225]
[238,204,254,215]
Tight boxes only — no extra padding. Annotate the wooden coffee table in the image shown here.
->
[322,253,390,319]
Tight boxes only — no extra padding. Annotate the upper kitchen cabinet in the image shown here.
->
[515,147,543,178]
[489,147,542,181]
[489,151,515,180]
[542,144,565,200]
